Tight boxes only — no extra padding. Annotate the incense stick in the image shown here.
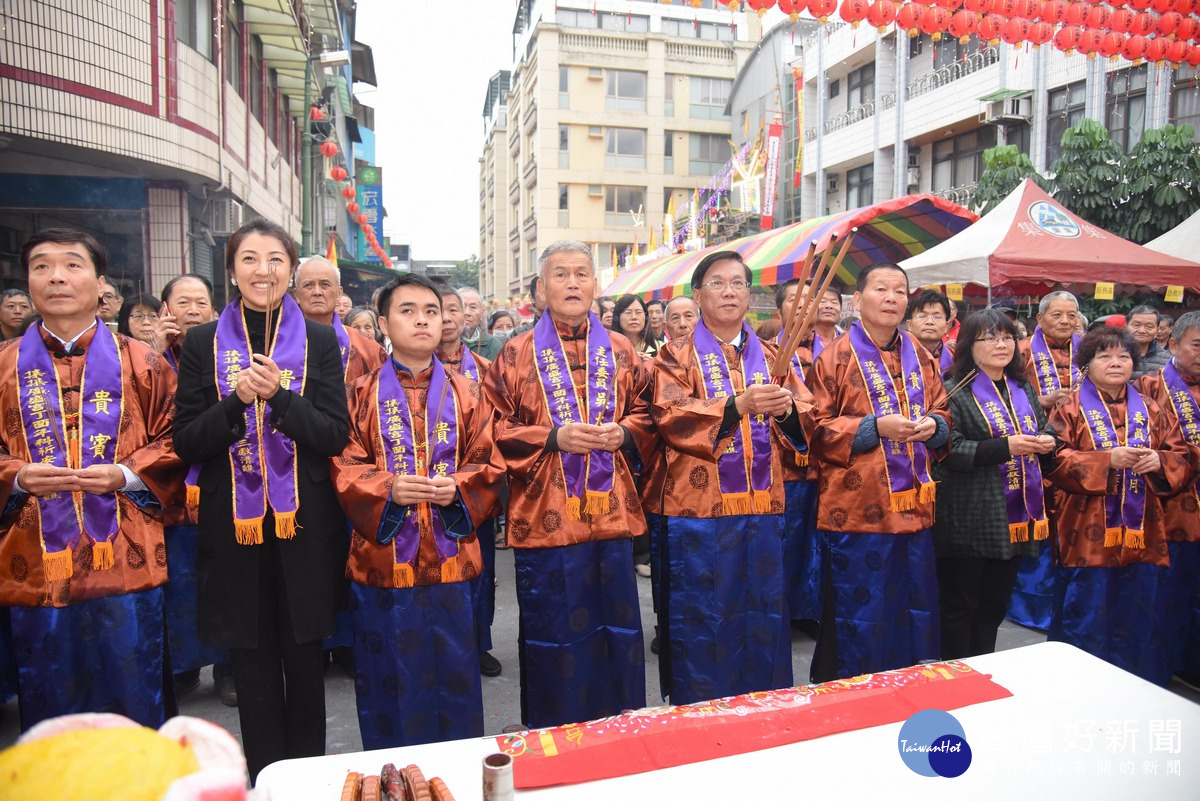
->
[792,228,857,351]
[773,232,841,377]
[929,368,978,413]
[771,241,818,377]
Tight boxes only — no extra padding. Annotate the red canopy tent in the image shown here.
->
[900,179,1200,295]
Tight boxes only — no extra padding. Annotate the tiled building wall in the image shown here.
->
[147,184,188,289]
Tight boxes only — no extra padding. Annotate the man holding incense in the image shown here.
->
[483,240,655,728]
[650,251,811,704]
[0,228,184,730]
[806,262,951,683]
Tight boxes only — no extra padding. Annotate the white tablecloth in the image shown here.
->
[256,641,1200,799]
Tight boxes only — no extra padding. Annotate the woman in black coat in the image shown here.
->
[931,309,1056,660]
[173,219,349,782]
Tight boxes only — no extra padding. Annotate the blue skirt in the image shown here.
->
[349,581,482,750]
[783,481,821,622]
[0,611,17,703]
[514,539,645,729]
[471,518,497,654]
[1007,538,1054,630]
[164,525,229,672]
[1049,562,1172,685]
[647,512,664,614]
[813,529,940,681]
[659,513,791,705]
[1166,541,1200,676]
[10,587,167,731]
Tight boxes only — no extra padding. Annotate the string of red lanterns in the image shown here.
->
[313,128,393,266]
[695,0,1200,65]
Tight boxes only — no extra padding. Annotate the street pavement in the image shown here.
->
[2,546,1196,752]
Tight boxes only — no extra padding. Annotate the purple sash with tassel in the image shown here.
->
[376,359,461,588]
[1030,328,1081,396]
[694,319,774,515]
[533,313,617,520]
[332,314,352,377]
[214,295,308,545]
[847,322,936,512]
[16,321,124,579]
[456,346,480,381]
[1079,376,1151,549]
[969,376,1049,543]
[1162,361,1200,506]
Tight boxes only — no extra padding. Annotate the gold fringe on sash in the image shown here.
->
[1103,527,1123,548]
[794,452,808,468]
[1123,528,1145,549]
[584,490,611,516]
[565,496,582,520]
[751,489,772,514]
[91,541,114,571]
[721,492,752,516]
[1009,522,1030,544]
[274,511,297,540]
[393,562,415,589]
[42,549,73,582]
[235,518,264,546]
[440,559,460,584]
[890,489,918,513]
[185,485,200,508]
[917,481,937,505]
[1032,519,1050,541]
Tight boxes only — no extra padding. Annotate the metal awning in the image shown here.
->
[977,88,1032,102]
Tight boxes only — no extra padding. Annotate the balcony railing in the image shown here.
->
[907,46,1000,100]
[560,32,647,55]
[932,183,978,208]
[824,99,875,134]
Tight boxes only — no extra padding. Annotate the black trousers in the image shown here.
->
[935,555,1023,660]
[230,540,327,784]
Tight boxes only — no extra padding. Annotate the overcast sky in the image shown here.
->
[355,2,517,262]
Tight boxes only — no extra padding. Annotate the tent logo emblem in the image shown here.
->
[1028,201,1080,238]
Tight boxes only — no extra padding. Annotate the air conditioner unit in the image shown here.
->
[826,175,839,193]
[983,96,1032,124]
[907,166,921,187]
[207,197,243,236]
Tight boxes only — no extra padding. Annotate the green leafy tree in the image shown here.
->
[1119,124,1200,244]
[1047,119,1125,233]
[972,145,1047,215]
[446,255,482,290]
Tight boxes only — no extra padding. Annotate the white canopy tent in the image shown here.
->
[1144,206,1200,261]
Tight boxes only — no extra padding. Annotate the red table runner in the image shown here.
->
[494,660,1010,788]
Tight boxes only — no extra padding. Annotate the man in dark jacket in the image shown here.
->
[1129,304,1171,380]
[458,286,502,360]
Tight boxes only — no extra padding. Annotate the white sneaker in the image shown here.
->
[634,563,651,578]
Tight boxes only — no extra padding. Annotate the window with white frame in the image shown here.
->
[605,128,647,169]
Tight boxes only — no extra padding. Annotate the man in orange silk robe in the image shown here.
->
[435,284,502,680]
[0,229,184,730]
[805,262,951,683]
[1046,328,1194,684]
[295,256,386,384]
[1134,310,1200,686]
[483,240,655,728]
[331,274,503,748]
[650,252,811,704]
[1010,290,1083,631]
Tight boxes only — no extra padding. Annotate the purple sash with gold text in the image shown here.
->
[17,321,123,580]
[695,319,774,515]
[533,312,616,519]
[332,314,352,377]
[377,359,461,587]
[1161,361,1200,504]
[848,323,936,511]
[214,295,308,544]
[1079,377,1150,549]
[969,376,1048,543]
[1030,328,1081,396]
[457,346,480,382]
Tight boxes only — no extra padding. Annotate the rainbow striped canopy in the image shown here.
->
[603,194,978,299]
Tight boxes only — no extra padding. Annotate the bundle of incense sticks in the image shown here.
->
[928,368,978,413]
[771,228,858,380]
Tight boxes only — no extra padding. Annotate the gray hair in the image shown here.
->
[1172,311,1200,341]
[1128,304,1159,320]
[296,256,341,286]
[537,240,593,274]
[1077,312,1088,328]
[1038,291,1079,316]
[665,295,699,314]
[457,286,482,302]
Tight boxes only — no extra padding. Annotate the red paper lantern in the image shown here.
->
[778,0,807,19]
[1078,27,1104,56]
[341,186,356,200]
[1130,11,1157,35]
[1145,33,1169,60]
[1107,8,1134,32]
[918,5,952,38]
[1176,16,1198,41]
[935,0,964,9]
[1053,23,1084,50]
[808,0,837,20]
[949,8,979,40]
[355,213,368,225]
[964,0,989,13]
[868,0,899,30]
[1084,4,1112,28]
[896,2,923,34]
[309,105,325,121]
[346,201,360,214]
[1122,32,1148,58]
[992,0,1017,14]
[1166,38,1190,61]
[1063,2,1086,25]
[840,0,871,26]
[1039,0,1066,23]
[319,141,339,159]
[1172,0,1195,13]
[1028,19,1055,44]
[745,0,776,15]
[1128,0,1153,10]
[1151,0,1174,11]
[1012,0,1038,17]
[1156,11,1182,36]
[329,166,348,182]
[1001,16,1031,42]
[1188,43,1200,64]
[1109,0,1129,6]
[1099,30,1124,57]
[978,13,1005,41]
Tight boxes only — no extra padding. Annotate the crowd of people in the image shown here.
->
[0,223,1198,784]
